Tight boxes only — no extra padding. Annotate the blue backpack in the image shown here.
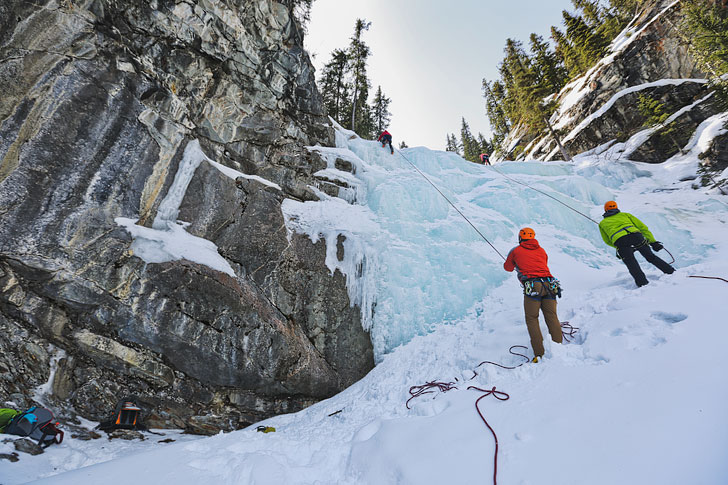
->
[5,406,64,448]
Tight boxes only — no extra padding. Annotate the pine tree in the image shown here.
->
[551,26,581,78]
[318,48,350,123]
[348,19,373,136]
[571,0,602,25]
[563,10,609,73]
[445,133,461,154]
[503,38,571,159]
[460,118,481,163]
[529,33,568,94]
[637,93,670,127]
[637,93,682,153]
[683,0,728,76]
[371,86,392,135]
[683,0,728,108]
[477,133,494,158]
[607,0,643,23]
[482,80,510,151]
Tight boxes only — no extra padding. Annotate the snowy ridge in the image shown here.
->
[550,0,683,130]
[206,158,282,190]
[561,78,709,145]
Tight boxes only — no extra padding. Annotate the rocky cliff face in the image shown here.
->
[505,0,727,173]
[0,0,374,432]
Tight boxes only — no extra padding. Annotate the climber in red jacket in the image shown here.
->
[503,227,563,362]
[377,130,394,155]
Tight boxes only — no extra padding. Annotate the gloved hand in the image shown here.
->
[615,249,622,260]
[650,241,664,251]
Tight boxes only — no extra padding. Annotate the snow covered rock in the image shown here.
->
[515,0,727,166]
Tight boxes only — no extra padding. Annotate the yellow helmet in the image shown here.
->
[604,200,618,211]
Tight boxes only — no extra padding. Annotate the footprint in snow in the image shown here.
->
[650,311,688,326]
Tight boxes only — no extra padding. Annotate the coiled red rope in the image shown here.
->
[467,386,510,485]
[406,381,458,409]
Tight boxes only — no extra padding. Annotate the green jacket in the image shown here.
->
[598,211,656,248]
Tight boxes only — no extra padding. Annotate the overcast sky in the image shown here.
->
[304,0,575,150]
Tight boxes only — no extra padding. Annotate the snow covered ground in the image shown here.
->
[3,127,727,484]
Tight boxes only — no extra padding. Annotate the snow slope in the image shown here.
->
[3,128,727,485]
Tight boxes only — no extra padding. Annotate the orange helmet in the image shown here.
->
[519,227,535,241]
[604,200,618,211]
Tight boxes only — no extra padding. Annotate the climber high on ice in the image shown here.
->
[377,129,394,155]
[598,201,675,288]
[503,227,563,362]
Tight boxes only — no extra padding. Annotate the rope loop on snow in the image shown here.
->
[466,386,511,485]
[395,148,507,261]
[472,345,530,373]
[688,275,728,284]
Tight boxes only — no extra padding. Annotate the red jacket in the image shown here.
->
[377,130,391,141]
[503,239,553,281]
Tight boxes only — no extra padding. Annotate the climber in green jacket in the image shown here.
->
[598,201,675,287]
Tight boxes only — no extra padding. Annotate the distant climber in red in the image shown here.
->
[377,130,394,155]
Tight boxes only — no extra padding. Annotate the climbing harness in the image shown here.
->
[523,277,562,298]
[609,225,638,242]
[395,148,506,261]
[490,165,599,224]
[688,275,728,284]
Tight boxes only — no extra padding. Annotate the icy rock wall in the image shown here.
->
[0,0,373,432]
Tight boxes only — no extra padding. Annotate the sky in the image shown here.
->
[304,0,575,150]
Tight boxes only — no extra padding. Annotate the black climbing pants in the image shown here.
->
[381,134,393,154]
[615,232,674,287]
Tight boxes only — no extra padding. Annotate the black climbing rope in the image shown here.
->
[490,165,599,224]
[396,148,506,261]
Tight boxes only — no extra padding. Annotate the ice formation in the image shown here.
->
[286,126,709,359]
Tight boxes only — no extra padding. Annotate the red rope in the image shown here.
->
[689,275,728,284]
[405,324,580,483]
[467,386,510,485]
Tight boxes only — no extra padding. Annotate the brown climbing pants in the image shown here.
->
[523,281,562,357]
